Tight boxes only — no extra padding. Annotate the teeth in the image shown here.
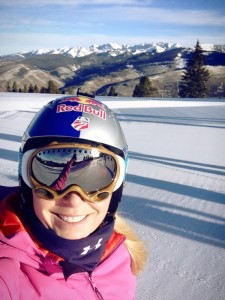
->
[59,215,85,223]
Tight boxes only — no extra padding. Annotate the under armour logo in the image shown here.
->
[80,238,103,255]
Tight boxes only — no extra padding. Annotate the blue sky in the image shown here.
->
[0,0,225,55]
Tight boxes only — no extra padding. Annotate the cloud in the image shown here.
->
[1,3,224,29]
[94,6,225,26]
[1,0,224,55]
[0,0,151,6]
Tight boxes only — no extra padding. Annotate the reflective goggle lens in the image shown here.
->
[29,144,118,201]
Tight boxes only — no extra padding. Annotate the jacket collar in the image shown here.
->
[0,191,125,265]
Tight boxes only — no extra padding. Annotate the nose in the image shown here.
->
[60,191,85,206]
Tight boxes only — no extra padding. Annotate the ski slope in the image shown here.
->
[0,93,225,300]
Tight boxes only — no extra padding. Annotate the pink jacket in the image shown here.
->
[0,190,136,300]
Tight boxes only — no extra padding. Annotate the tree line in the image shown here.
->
[6,41,225,98]
[7,80,60,94]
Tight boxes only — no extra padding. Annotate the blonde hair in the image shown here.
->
[114,214,148,276]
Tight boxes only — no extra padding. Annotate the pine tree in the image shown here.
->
[23,84,28,93]
[34,84,39,93]
[7,82,11,92]
[47,80,59,94]
[133,76,158,97]
[28,83,34,93]
[108,86,118,96]
[179,41,210,98]
[40,86,46,93]
[12,81,18,92]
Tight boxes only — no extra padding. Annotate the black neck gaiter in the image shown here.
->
[25,211,114,279]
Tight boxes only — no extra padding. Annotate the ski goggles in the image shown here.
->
[22,143,125,202]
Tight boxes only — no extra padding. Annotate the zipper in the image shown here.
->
[88,274,104,300]
[85,234,126,299]
[93,287,104,300]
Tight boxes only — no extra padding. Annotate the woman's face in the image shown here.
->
[33,191,111,240]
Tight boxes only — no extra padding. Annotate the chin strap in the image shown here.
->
[19,178,33,211]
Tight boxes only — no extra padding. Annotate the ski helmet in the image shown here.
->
[19,95,128,214]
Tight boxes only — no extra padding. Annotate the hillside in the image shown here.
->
[0,43,225,97]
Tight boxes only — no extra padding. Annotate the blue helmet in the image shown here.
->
[20,95,127,158]
[19,95,128,213]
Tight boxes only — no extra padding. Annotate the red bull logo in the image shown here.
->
[57,103,107,120]
[59,96,106,110]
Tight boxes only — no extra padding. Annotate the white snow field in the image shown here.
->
[0,93,225,300]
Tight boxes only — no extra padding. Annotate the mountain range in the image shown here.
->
[1,42,225,97]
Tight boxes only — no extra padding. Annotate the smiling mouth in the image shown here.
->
[57,214,86,223]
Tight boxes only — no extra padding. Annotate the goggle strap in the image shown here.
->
[113,155,126,191]
[21,149,37,189]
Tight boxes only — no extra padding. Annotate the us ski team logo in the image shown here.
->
[71,116,90,131]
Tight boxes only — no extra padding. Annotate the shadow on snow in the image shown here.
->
[120,191,225,248]
[129,151,225,177]
[115,106,225,129]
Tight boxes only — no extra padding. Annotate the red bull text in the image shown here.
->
[56,104,107,120]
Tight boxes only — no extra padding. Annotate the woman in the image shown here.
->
[0,95,147,299]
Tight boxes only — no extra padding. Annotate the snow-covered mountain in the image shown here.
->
[200,44,225,52]
[5,42,183,59]
[2,42,225,60]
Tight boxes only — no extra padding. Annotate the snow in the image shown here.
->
[32,48,51,55]
[201,44,215,51]
[0,93,225,300]
[3,42,184,59]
